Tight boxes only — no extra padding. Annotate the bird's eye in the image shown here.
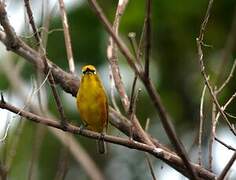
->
[90,69,96,74]
[83,68,96,74]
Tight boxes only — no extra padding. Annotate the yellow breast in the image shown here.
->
[76,73,108,133]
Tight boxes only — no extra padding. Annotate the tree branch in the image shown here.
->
[58,0,75,74]
[217,152,236,180]
[0,98,216,180]
[144,0,151,77]
[0,1,19,49]
[215,137,236,151]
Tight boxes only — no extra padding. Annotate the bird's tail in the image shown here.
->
[97,139,106,154]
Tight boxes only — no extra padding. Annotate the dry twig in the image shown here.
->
[144,0,152,77]
[217,152,236,180]
[215,137,236,151]
[196,0,236,136]
[58,0,75,73]
[144,118,157,180]
[209,95,216,171]
[198,84,207,166]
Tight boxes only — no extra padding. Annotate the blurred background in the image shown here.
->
[0,0,236,179]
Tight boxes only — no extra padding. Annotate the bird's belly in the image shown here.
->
[77,92,106,132]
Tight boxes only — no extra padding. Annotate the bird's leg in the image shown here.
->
[78,123,87,134]
[99,132,105,141]
[97,132,106,154]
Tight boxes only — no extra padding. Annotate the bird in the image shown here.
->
[76,65,108,154]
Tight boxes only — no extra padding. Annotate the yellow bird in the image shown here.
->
[76,65,108,154]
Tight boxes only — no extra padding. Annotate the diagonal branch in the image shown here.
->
[215,137,236,151]
[217,152,236,180]
[198,84,207,166]
[106,0,129,110]
[58,0,75,73]
[0,98,216,180]
[144,0,152,77]
[0,2,19,49]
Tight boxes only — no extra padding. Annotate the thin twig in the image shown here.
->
[216,59,236,94]
[108,66,120,112]
[215,137,236,151]
[0,1,19,49]
[144,118,157,180]
[138,20,146,63]
[144,0,152,77]
[225,111,236,119]
[145,155,157,180]
[129,88,141,122]
[24,0,68,127]
[106,0,130,110]
[209,90,216,172]
[198,0,214,41]
[129,87,141,140]
[128,32,143,69]
[58,0,75,74]
[35,1,53,113]
[128,75,138,116]
[215,91,236,126]
[24,0,41,45]
[0,115,10,142]
[128,32,138,57]
[217,152,236,180]
[145,118,150,131]
[196,0,236,135]
[198,84,207,166]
